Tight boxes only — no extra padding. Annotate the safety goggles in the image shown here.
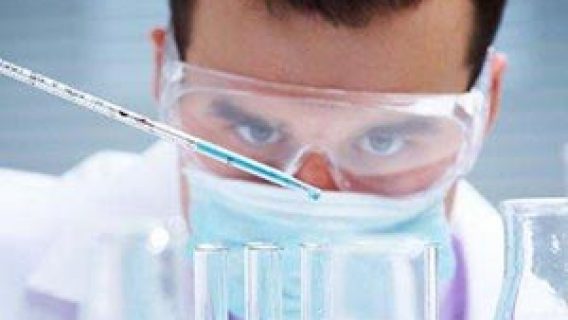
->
[159,55,491,198]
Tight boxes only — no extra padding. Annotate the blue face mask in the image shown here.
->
[185,169,456,319]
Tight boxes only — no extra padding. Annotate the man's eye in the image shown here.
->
[358,132,405,156]
[234,120,282,146]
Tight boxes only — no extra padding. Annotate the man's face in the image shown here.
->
[172,0,485,192]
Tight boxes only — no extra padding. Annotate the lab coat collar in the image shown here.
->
[451,180,504,320]
[61,141,182,220]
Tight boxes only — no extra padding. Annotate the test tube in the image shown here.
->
[194,244,229,320]
[384,244,438,320]
[300,243,331,320]
[244,243,283,320]
[424,245,438,320]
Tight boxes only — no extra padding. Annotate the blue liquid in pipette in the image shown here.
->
[194,142,321,201]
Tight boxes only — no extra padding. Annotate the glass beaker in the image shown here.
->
[300,237,438,320]
[80,217,192,320]
[495,198,568,320]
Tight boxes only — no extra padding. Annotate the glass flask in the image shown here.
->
[495,198,568,320]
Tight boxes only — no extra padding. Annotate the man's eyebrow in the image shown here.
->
[210,98,276,127]
[365,117,438,135]
[210,98,257,122]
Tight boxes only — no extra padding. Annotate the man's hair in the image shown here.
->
[168,0,507,88]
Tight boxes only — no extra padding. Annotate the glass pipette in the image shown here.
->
[0,57,321,201]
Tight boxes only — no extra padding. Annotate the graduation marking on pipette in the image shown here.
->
[0,57,321,201]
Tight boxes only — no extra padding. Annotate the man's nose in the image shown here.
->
[294,153,339,191]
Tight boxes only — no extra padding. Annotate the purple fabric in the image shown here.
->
[441,236,468,320]
[22,289,78,320]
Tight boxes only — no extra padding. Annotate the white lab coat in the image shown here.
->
[0,142,504,320]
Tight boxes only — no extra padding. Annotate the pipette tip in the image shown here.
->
[307,187,322,202]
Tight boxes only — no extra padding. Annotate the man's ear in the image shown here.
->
[151,28,167,101]
[485,52,507,135]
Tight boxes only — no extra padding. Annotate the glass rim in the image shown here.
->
[245,242,283,251]
[195,243,229,252]
[500,197,568,218]
[300,236,433,258]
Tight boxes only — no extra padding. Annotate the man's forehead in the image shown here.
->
[186,0,473,93]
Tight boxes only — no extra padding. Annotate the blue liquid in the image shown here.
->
[194,141,321,201]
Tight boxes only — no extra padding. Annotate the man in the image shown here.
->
[0,0,508,319]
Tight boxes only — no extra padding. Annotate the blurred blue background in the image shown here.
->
[0,0,567,204]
